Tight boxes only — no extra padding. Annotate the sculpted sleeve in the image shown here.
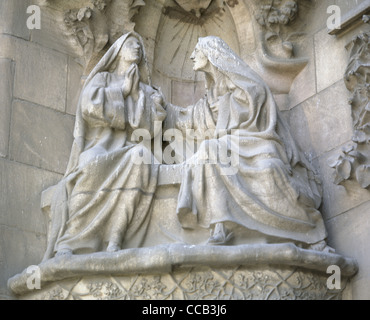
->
[81,72,126,130]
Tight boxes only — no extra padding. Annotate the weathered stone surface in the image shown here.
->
[326,200,370,299]
[16,266,348,300]
[328,0,370,35]
[0,0,30,40]
[13,40,68,112]
[8,243,358,299]
[315,23,370,93]
[0,158,61,297]
[288,36,316,109]
[66,56,83,116]
[328,28,370,189]
[285,81,353,159]
[1,0,369,300]
[9,100,74,174]
[318,144,370,219]
[0,58,14,157]
[0,158,62,233]
[171,79,205,107]
[0,225,46,299]
[30,5,80,57]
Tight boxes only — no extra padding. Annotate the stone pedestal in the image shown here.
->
[8,243,358,300]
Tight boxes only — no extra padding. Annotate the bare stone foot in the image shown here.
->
[309,240,335,253]
[106,242,121,252]
[207,223,233,245]
[55,248,73,257]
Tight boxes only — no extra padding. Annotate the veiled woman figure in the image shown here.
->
[165,36,329,249]
[43,32,166,260]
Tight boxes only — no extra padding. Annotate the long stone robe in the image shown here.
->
[165,57,327,245]
[43,71,166,259]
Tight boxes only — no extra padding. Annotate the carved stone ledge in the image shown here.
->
[8,243,358,299]
[328,2,370,36]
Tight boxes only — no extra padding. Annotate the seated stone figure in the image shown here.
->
[42,33,330,263]
[164,36,329,250]
[42,32,166,260]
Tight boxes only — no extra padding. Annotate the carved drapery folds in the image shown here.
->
[329,17,370,189]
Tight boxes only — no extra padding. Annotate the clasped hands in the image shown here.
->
[122,63,140,99]
[122,63,166,110]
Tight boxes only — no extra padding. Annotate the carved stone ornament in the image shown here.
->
[249,0,310,93]
[38,0,145,73]
[8,243,357,300]
[328,17,370,189]
[162,0,225,27]
[174,0,213,17]
[8,31,358,299]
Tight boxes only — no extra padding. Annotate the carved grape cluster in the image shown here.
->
[93,0,111,11]
[256,0,298,27]
[64,7,92,26]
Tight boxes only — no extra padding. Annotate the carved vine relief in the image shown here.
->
[254,0,303,59]
[42,0,145,73]
[329,17,370,189]
[41,0,313,93]
[37,267,346,300]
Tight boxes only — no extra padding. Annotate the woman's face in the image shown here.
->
[118,36,142,65]
[190,45,209,71]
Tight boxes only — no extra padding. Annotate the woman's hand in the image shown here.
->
[152,88,165,109]
[122,63,140,99]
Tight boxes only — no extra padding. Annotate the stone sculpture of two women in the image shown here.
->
[42,31,329,262]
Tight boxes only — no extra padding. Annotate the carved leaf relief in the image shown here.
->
[330,21,370,189]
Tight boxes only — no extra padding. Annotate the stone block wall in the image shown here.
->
[0,0,369,299]
[282,0,370,299]
[0,0,81,299]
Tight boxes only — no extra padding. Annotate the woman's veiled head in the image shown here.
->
[84,31,151,86]
[190,36,267,94]
[191,36,245,76]
[113,36,143,74]
[190,44,210,72]
[108,35,143,74]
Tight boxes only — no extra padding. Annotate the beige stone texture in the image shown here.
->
[0,225,46,299]
[171,79,205,107]
[9,100,75,174]
[227,1,256,59]
[288,36,316,109]
[0,0,31,40]
[30,5,80,57]
[0,159,62,233]
[13,40,68,112]
[284,80,353,159]
[1,0,370,300]
[0,34,17,60]
[0,158,62,297]
[317,144,370,220]
[314,23,370,93]
[66,57,84,116]
[0,59,14,158]
[326,200,370,300]
[134,0,162,66]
